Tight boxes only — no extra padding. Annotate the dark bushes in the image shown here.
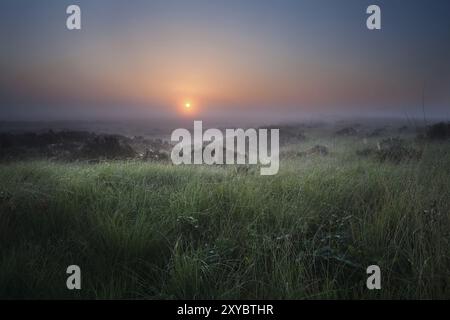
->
[78,135,136,160]
[425,122,450,140]
[357,137,422,163]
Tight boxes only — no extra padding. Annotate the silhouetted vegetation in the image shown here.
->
[0,131,170,161]
[425,122,450,140]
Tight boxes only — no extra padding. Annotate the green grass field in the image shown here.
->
[1,135,449,299]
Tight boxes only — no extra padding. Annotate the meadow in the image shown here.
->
[0,127,449,299]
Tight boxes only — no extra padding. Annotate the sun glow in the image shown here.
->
[178,99,197,116]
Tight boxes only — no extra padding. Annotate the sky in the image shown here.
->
[0,0,449,122]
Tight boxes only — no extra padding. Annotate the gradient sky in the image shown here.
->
[1,0,449,121]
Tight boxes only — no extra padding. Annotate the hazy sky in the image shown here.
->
[1,0,449,121]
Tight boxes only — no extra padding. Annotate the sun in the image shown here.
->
[178,99,197,116]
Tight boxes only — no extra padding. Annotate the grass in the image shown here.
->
[0,136,449,299]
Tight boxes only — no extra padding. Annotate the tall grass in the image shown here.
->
[0,138,449,299]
